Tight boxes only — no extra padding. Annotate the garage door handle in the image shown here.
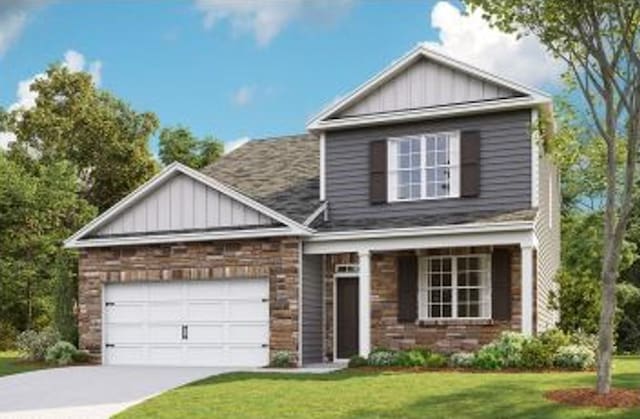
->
[181,325,188,340]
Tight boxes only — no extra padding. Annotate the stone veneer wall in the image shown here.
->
[78,237,300,362]
[324,246,522,358]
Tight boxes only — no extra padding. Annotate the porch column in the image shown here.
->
[520,244,534,336]
[358,250,371,356]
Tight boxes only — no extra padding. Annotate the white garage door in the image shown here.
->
[103,279,269,367]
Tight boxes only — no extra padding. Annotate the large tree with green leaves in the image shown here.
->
[465,0,640,393]
[158,125,224,169]
[5,65,160,212]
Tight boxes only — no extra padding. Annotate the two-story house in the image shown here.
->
[65,45,560,367]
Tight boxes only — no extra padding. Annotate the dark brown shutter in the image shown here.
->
[397,255,418,322]
[491,249,512,321]
[460,130,481,197]
[370,140,387,204]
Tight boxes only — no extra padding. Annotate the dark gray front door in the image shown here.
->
[337,277,359,359]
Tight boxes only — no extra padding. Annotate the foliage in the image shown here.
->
[473,346,504,370]
[0,322,17,351]
[5,65,159,212]
[477,332,528,369]
[424,352,447,368]
[396,349,427,367]
[269,351,295,368]
[553,345,596,370]
[449,352,476,368]
[367,349,399,367]
[520,339,553,369]
[45,341,77,366]
[72,350,92,364]
[348,355,368,368]
[538,329,571,354]
[52,253,79,345]
[15,328,60,362]
[158,125,224,169]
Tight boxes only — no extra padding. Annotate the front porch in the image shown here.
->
[301,223,537,362]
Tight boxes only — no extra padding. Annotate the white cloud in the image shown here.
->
[225,136,250,154]
[194,0,354,46]
[424,1,563,87]
[0,0,49,56]
[8,50,102,112]
[231,85,254,106]
[0,131,17,150]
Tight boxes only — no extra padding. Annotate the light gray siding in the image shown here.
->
[339,57,520,117]
[325,110,533,221]
[302,254,324,364]
[96,173,276,236]
[534,156,561,332]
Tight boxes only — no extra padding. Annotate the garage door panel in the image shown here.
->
[148,324,181,343]
[228,280,268,299]
[228,301,268,321]
[228,346,269,366]
[106,346,145,365]
[228,324,269,343]
[148,283,183,301]
[186,302,225,321]
[186,281,228,299]
[108,324,144,343]
[187,324,224,343]
[106,304,144,322]
[148,302,182,322]
[107,283,147,301]
[184,346,225,366]
[148,346,183,365]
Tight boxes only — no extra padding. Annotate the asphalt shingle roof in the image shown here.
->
[202,134,320,224]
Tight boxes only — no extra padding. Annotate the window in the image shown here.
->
[388,132,460,201]
[420,255,491,319]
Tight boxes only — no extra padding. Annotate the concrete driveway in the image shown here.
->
[0,365,233,419]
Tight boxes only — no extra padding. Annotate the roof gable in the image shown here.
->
[308,44,550,129]
[65,163,312,248]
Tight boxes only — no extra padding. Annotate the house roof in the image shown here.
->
[313,208,537,232]
[202,134,321,225]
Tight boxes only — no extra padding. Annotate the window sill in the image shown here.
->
[417,318,494,327]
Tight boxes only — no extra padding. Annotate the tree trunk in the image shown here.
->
[596,260,617,394]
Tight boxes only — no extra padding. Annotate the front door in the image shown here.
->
[336,277,359,359]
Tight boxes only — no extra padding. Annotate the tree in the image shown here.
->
[466,0,640,393]
[6,65,160,212]
[158,125,224,169]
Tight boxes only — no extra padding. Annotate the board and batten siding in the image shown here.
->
[339,57,521,117]
[302,254,324,364]
[534,156,561,332]
[325,110,533,221]
[96,173,276,236]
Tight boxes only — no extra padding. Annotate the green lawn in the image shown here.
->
[0,351,48,377]
[117,356,639,419]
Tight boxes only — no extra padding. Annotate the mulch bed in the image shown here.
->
[545,388,640,409]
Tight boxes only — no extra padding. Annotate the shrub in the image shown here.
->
[72,350,92,364]
[450,352,475,368]
[520,338,553,369]
[45,341,77,366]
[348,355,368,368]
[424,352,447,368]
[473,346,503,370]
[397,350,427,367]
[538,329,571,354]
[270,351,295,368]
[473,332,529,369]
[553,345,596,370]
[16,328,60,361]
[0,321,17,351]
[368,350,399,366]
[569,330,599,353]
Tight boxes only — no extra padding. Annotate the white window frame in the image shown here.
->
[418,254,492,320]
[387,131,460,202]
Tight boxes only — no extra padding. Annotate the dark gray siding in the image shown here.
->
[302,255,324,364]
[325,110,533,221]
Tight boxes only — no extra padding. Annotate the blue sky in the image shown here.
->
[0,0,561,152]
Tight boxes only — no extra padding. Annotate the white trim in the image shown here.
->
[521,244,534,335]
[332,271,359,362]
[358,250,371,357]
[66,227,297,249]
[65,162,313,248]
[531,109,540,207]
[298,241,303,367]
[319,132,326,201]
[307,44,551,130]
[101,282,106,365]
[303,202,328,227]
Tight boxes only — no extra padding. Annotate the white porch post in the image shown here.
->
[520,244,534,336]
[358,250,371,356]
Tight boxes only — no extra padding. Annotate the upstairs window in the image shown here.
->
[388,131,460,201]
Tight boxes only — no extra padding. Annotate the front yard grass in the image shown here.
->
[0,351,48,378]
[117,356,639,419]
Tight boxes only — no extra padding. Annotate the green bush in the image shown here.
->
[16,328,60,361]
[270,351,295,368]
[45,341,77,366]
[473,346,503,370]
[449,352,475,368]
[553,344,596,370]
[72,350,92,364]
[424,352,447,368]
[538,329,571,354]
[0,321,17,351]
[520,338,553,369]
[368,350,399,366]
[569,330,599,353]
[397,350,427,367]
[348,355,368,368]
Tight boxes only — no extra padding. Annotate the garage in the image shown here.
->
[103,279,269,367]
